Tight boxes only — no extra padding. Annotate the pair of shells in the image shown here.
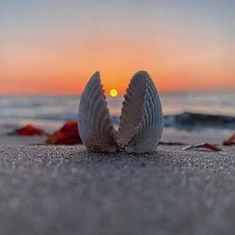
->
[78,71,163,153]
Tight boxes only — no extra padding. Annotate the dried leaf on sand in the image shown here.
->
[13,125,46,136]
[182,143,222,152]
[46,121,82,145]
[223,133,235,146]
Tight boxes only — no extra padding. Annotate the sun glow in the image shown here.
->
[109,88,118,98]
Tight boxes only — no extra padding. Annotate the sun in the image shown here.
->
[109,88,118,98]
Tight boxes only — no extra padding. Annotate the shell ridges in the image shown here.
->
[78,71,117,153]
[78,70,163,153]
[118,71,163,153]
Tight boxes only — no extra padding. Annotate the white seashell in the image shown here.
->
[78,70,163,154]
[78,72,118,153]
[117,71,163,153]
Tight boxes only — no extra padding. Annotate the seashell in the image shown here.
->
[78,70,163,154]
[118,71,163,153]
[78,72,118,153]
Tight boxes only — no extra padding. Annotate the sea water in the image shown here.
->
[0,92,234,132]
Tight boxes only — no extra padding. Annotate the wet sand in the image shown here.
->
[0,136,235,235]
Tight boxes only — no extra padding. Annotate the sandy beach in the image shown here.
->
[1,0,234,234]
[0,129,235,235]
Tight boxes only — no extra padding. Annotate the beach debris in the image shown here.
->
[46,121,82,145]
[13,124,46,136]
[78,71,163,153]
[182,143,222,152]
[223,133,235,146]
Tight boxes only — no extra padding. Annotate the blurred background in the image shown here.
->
[0,0,234,135]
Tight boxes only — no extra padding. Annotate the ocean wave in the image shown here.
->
[164,112,235,130]
[0,112,234,130]
[33,112,235,130]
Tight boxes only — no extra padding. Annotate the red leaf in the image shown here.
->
[14,124,45,136]
[182,142,222,152]
[223,133,235,146]
[46,121,82,145]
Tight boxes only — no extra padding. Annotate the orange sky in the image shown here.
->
[1,1,234,95]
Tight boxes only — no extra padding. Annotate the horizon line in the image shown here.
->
[0,89,234,97]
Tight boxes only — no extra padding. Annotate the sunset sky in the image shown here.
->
[1,0,234,95]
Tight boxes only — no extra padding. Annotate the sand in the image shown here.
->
[0,139,235,235]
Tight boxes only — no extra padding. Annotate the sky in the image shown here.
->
[0,0,234,95]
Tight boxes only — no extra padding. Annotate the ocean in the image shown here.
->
[0,92,234,133]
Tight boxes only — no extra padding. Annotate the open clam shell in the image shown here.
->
[117,71,163,153]
[78,72,118,153]
[78,71,163,153]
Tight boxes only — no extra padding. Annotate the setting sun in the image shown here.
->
[109,88,118,98]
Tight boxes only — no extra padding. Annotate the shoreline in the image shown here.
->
[0,126,232,146]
